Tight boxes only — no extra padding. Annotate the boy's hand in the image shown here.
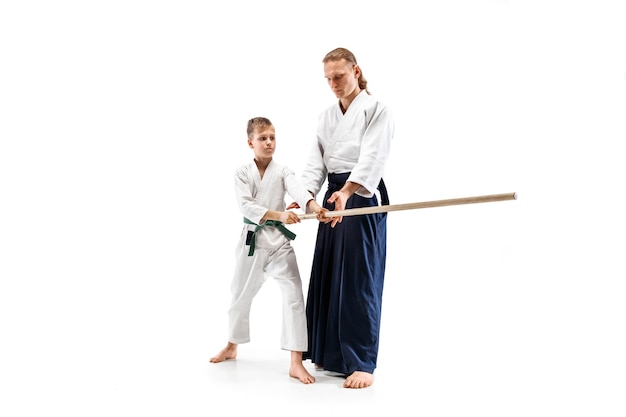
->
[279,210,301,225]
[307,200,331,224]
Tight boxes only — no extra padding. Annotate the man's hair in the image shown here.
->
[323,47,370,94]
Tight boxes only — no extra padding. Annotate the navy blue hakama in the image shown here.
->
[303,172,389,375]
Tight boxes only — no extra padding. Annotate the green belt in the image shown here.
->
[243,217,296,256]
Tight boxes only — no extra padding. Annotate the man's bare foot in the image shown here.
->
[290,351,315,384]
[209,342,237,363]
[343,371,374,389]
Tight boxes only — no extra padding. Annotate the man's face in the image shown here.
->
[324,59,359,100]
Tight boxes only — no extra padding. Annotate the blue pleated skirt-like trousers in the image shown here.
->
[303,172,389,375]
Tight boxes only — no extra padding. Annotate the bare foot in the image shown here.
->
[209,342,237,363]
[290,362,316,384]
[343,371,374,389]
[290,351,315,384]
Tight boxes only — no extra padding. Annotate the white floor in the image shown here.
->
[2,203,625,416]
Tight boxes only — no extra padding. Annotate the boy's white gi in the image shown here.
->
[228,159,314,352]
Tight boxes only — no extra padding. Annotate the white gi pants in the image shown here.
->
[227,227,308,352]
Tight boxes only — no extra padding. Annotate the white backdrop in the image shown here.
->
[1,1,625,416]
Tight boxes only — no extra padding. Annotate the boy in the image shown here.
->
[210,117,327,384]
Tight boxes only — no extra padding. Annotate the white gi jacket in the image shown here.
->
[301,90,394,198]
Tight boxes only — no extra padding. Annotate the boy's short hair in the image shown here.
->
[247,117,273,137]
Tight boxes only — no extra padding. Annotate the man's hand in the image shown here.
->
[327,190,351,228]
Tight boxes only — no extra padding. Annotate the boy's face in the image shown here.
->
[248,125,276,161]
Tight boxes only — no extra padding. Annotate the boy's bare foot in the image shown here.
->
[290,351,315,384]
[343,371,374,389]
[209,342,237,363]
[290,362,316,384]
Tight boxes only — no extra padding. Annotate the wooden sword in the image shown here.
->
[298,192,517,220]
